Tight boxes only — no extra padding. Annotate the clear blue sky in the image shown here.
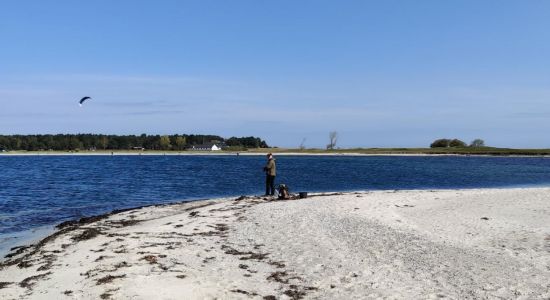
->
[1,1,549,148]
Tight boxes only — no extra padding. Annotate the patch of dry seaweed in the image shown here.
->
[283,289,307,300]
[108,219,142,227]
[221,245,269,261]
[0,282,13,289]
[19,272,52,289]
[240,252,269,261]
[140,255,158,264]
[4,245,33,259]
[106,233,130,238]
[113,247,127,254]
[113,261,130,269]
[95,255,110,262]
[99,288,120,300]
[96,274,126,285]
[17,260,35,269]
[56,215,107,230]
[202,256,216,263]
[231,289,259,296]
[72,228,102,242]
[1,198,217,269]
[267,271,289,284]
[208,223,229,231]
[267,260,286,268]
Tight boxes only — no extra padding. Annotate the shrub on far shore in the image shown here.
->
[430,139,451,148]
[449,139,467,147]
[470,139,486,147]
[430,138,468,148]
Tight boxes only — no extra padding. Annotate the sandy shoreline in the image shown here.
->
[1,188,549,299]
[0,226,56,260]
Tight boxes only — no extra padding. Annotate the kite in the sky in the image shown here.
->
[79,96,91,107]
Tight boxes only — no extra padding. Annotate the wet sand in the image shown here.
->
[0,188,549,299]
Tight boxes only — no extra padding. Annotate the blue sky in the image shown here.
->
[1,1,549,148]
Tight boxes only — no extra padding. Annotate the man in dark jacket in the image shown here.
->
[263,153,276,196]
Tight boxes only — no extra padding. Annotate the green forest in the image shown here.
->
[0,134,269,151]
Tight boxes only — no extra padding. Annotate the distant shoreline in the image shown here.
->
[1,151,550,158]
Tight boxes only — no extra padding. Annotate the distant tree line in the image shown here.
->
[430,138,486,148]
[225,136,269,149]
[0,134,269,151]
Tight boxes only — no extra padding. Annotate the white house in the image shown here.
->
[189,143,222,151]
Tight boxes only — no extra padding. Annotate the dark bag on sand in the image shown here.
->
[277,184,290,200]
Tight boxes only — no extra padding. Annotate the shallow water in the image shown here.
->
[1,155,550,241]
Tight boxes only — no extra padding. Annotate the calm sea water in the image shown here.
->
[1,155,550,247]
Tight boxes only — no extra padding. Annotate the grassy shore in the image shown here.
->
[2,147,550,156]
[249,147,550,156]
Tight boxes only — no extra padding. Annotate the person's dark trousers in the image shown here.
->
[266,175,276,196]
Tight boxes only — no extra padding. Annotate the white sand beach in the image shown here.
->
[0,188,549,299]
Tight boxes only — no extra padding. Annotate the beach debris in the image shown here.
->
[240,252,269,261]
[267,271,290,283]
[4,245,33,259]
[95,255,110,262]
[113,261,130,269]
[202,256,215,263]
[231,289,258,296]
[176,274,187,279]
[253,243,264,249]
[72,228,102,241]
[0,282,13,289]
[36,255,56,271]
[19,272,52,289]
[395,204,415,208]
[17,260,34,269]
[108,219,141,227]
[79,96,91,107]
[96,274,126,285]
[57,215,105,229]
[283,289,307,300]
[267,260,286,268]
[213,223,229,231]
[481,217,490,220]
[140,255,158,264]
[221,245,269,261]
[99,288,120,299]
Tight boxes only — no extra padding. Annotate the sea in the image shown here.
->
[1,154,550,256]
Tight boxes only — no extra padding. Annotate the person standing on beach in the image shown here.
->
[264,153,276,196]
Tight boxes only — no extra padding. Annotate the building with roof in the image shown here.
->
[188,143,222,151]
